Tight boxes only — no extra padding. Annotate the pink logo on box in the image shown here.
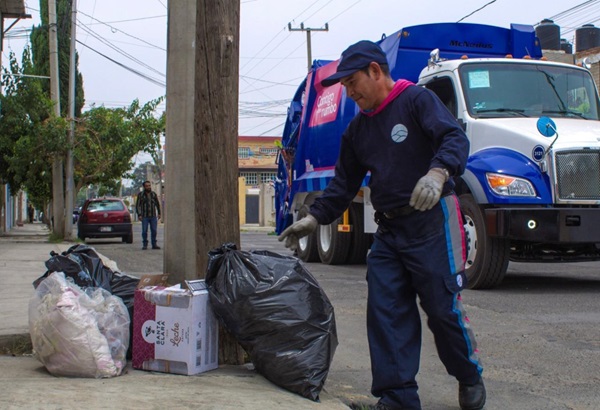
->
[132,290,157,369]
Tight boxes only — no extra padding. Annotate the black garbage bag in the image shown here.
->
[33,243,140,358]
[33,244,139,305]
[205,243,338,401]
[34,244,113,291]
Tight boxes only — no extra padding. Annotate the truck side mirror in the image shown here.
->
[536,116,557,137]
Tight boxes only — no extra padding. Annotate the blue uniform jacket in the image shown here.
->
[310,84,469,225]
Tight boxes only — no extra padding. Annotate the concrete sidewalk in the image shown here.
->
[0,222,349,410]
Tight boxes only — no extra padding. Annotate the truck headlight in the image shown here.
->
[486,173,536,196]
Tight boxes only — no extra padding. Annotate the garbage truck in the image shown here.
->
[274,22,600,289]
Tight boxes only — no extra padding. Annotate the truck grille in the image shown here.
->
[555,150,600,200]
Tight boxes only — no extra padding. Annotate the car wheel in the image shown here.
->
[124,231,134,244]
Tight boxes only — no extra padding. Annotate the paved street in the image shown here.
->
[83,223,600,409]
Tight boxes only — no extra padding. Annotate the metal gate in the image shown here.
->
[245,195,259,224]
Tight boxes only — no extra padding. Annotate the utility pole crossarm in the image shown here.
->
[288,22,329,72]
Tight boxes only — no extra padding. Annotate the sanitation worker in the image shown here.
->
[278,40,485,410]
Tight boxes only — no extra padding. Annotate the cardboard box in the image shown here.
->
[132,280,219,375]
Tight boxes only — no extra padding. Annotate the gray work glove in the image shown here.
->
[278,214,318,251]
[409,168,448,211]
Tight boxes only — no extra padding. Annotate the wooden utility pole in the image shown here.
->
[288,22,329,72]
[48,0,65,237]
[194,0,243,364]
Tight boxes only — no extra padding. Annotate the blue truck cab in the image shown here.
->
[275,22,600,289]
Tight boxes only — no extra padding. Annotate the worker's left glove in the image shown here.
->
[278,214,318,251]
[409,168,448,211]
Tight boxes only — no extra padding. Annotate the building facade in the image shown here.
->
[238,136,280,227]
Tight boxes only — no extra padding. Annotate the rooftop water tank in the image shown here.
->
[536,19,560,50]
[560,39,573,54]
[576,24,600,52]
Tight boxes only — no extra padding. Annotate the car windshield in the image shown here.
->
[86,200,125,212]
[459,62,600,120]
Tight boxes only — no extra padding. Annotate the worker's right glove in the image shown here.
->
[409,167,448,211]
[278,214,318,251]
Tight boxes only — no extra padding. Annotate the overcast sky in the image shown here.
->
[3,0,599,139]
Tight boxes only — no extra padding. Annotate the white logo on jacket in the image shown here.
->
[391,124,408,143]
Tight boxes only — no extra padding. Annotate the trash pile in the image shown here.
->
[29,244,139,378]
[29,271,130,378]
[27,242,339,402]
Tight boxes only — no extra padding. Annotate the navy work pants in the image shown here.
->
[367,195,482,409]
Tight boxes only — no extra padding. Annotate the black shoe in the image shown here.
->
[459,378,486,410]
[152,245,161,250]
[142,246,147,250]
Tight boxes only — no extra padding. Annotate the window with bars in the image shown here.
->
[238,147,251,158]
[240,172,258,186]
[259,147,279,156]
[260,172,277,183]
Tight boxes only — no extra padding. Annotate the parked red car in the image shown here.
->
[77,197,133,243]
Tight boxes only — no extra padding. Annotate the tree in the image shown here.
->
[73,98,165,196]
[30,0,85,118]
[0,48,66,220]
[0,49,165,217]
[129,161,161,191]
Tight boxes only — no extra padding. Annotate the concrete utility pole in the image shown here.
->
[165,0,243,365]
[48,0,65,237]
[288,22,329,72]
[65,0,77,240]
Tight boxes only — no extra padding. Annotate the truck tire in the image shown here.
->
[317,216,351,265]
[297,205,320,262]
[459,194,509,289]
[346,203,371,265]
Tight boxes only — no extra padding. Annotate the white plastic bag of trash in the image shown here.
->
[28,271,130,378]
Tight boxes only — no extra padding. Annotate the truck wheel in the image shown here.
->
[317,216,351,265]
[346,203,371,265]
[459,194,509,289]
[297,205,320,262]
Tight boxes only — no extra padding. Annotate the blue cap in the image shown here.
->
[321,40,388,87]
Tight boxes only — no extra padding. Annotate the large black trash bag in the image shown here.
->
[205,243,338,401]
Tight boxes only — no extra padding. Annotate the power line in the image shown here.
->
[86,15,166,25]
[77,9,166,51]
[457,0,497,23]
[76,19,165,77]
[76,40,166,87]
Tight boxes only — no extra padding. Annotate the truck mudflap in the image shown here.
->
[485,207,600,243]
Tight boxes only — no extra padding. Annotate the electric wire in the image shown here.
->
[77,9,166,51]
[457,0,497,23]
[75,19,165,77]
[76,40,166,87]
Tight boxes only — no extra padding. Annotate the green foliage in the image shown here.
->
[0,2,166,211]
[129,161,160,191]
[31,0,85,117]
[73,97,165,195]
[0,48,57,206]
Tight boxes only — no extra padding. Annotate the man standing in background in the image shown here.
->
[135,180,161,250]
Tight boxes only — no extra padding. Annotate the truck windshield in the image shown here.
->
[459,62,600,120]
